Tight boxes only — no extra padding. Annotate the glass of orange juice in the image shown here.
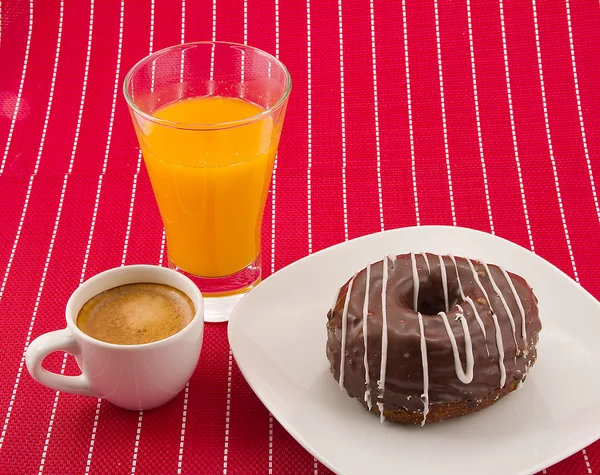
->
[123,42,291,322]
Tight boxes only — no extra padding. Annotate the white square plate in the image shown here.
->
[228,226,600,475]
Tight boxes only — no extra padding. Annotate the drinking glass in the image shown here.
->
[124,42,291,322]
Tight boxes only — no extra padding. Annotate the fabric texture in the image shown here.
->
[0,0,599,473]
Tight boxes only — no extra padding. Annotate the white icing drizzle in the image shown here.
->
[466,259,494,303]
[410,253,419,312]
[362,265,372,410]
[439,311,474,384]
[377,257,390,422]
[481,262,518,349]
[448,255,463,295]
[339,274,356,389]
[464,297,489,357]
[448,255,489,356]
[417,312,429,426]
[421,252,431,273]
[467,260,506,387]
[491,313,507,387]
[353,253,521,418]
[438,254,449,312]
[463,297,485,338]
[499,266,527,345]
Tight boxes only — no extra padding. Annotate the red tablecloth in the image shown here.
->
[1,0,599,473]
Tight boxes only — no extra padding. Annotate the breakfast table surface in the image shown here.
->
[1,0,600,473]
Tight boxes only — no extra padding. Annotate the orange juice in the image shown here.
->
[137,97,278,278]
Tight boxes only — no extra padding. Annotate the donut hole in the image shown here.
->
[415,278,461,315]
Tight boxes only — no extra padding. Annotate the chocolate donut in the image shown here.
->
[326,253,541,425]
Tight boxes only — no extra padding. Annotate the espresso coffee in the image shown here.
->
[76,283,195,345]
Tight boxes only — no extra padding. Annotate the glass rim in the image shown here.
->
[123,41,292,131]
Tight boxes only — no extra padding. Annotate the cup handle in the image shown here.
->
[26,329,98,397]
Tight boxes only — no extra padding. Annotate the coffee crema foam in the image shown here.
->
[76,283,195,345]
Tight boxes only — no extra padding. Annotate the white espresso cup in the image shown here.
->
[26,265,204,411]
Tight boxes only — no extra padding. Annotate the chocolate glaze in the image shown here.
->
[326,253,541,420]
